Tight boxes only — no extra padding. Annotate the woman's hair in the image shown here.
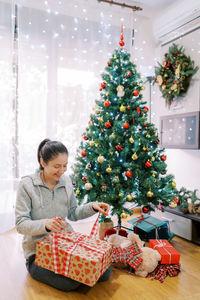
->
[37,138,68,170]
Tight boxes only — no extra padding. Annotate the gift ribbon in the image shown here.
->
[152,240,173,264]
[51,213,107,277]
[133,214,159,239]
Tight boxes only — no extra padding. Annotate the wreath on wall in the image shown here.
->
[154,43,199,107]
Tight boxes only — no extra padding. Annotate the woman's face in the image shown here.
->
[41,153,68,182]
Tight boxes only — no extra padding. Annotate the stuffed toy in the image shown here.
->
[108,232,161,277]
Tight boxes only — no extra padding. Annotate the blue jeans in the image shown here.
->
[26,255,111,291]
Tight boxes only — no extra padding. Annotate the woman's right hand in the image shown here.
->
[45,218,67,232]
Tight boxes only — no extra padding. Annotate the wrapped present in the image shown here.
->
[149,239,180,264]
[35,230,113,287]
[128,214,172,241]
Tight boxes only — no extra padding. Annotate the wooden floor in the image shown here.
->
[1,215,200,300]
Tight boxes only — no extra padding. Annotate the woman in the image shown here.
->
[15,138,111,291]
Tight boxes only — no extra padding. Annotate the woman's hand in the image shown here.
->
[92,202,110,216]
[45,218,67,232]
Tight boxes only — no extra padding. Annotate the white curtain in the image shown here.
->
[17,0,133,174]
[0,0,15,233]
[0,0,132,233]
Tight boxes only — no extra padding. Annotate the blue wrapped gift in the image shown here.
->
[128,214,174,241]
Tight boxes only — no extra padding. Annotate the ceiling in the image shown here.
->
[113,0,180,18]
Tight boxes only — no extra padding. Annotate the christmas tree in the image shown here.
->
[71,27,178,225]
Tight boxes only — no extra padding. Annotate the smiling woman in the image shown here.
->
[15,138,110,291]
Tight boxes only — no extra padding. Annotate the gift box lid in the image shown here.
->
[128,215,166,233]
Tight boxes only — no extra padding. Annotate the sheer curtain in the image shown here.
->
[0,0,132,233]
[17,0,133,174]
[0,0,15,233]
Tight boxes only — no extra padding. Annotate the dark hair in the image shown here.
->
[37,138,68,170]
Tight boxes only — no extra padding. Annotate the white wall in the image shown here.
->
[151,3,200,191]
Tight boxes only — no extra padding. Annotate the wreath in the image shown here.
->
[154,43,199,107]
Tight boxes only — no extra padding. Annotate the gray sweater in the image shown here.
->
[15,170,96,259]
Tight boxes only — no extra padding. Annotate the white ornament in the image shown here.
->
[85,183,93,190]
[116,85,125,98]
[97,155,105,163]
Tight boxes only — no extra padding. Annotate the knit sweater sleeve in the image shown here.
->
[15,179,48,236]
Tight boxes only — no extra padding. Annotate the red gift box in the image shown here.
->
[35,231,113,287]
[149,239,180,264]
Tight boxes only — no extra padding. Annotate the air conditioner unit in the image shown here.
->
[153,0,200,44]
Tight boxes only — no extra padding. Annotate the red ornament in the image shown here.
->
[132,119,135,124]
[145,160,152,168]
[143,123,147,127]
[146,148,149,152]
[107,61,111,66]
[119,40,125,47]
[142,206,149,213]
[133,90,139,96]
[125,170,133,178]
[83,135,88,140]
[124,74,127,78]
[88,120,92,125]
[104,100,111,107]
[116,144,122,152]
[161,155,167,161]
[127,106,130,110]
[136,107,140,114]
[101,82,106,89]
[81,150,86,157]
[143,107,149,113]
[129,72,132,76]
[123,122,130,129]
[101,129,105,133]
[174,198,179,204]
[105,121,111,128]
[82,176,87,182]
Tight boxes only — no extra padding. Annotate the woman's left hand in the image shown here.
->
[92,202,110,215]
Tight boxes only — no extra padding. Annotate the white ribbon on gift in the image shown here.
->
[153,240,172,264]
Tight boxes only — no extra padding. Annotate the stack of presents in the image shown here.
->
[35,213,181,286]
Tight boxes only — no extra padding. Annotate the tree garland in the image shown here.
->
[154,43,199,107]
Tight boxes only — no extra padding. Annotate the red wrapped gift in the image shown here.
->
[35,231,113,287]
[149,239,180,264]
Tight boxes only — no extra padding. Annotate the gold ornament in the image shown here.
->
[146,134,151,138]
[157,75,163,85]
[121,212,127,219]
[129,136,134,143]
[89,140,95,146]
[113,56,117,59]
[118,193,122,197]
[126,194,133,201]
[100,117,103,122]
[97,172,100,176]
[132,153,138,160]
[164,74,168,77]
[106,92,109,96]
[162,85,166,90]
[120,105,126,112]
[151,156,155,161]
[152,173,155,177]
[106,166,112,173]
[97,155,105,163]
[169,201,177,208]
[141,86,145,90]
[143,146,146,151]
[76,189,80,195]
[172,181,176,188]
[147,191,154,197]
[110,152,113,155]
